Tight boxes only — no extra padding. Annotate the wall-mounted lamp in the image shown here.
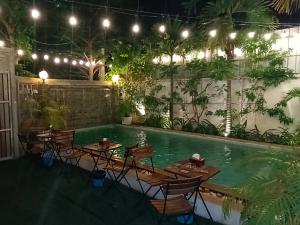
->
[39,70,48,84]
[112,74,120,84]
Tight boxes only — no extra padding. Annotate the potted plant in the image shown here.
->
[117,99,137,125]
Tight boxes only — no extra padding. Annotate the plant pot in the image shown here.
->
[42,150,55,167]
[122,116,132,125]
[92,170,106,188]
[176,215,193,224]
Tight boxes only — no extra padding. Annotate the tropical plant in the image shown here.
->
[196,0,275,136]
[0,0,32,60]
[154,18,197,128]
[224,143,300,225]
[144,114,171,129]
[195,119,223,135]
[271,0,300,14]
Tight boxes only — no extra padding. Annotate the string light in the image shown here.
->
[32,53,38,60]
[209,29,217,37]
[102,18,111,28]
[264,33,272,40]
[248,31,255,39]
[17,49,24,56]
[0,40,5,47]
[229,32,237,40]
[181,30,189,39]
[79,60,84,65]
[43,54,49,60]
[63,58,69,63]
[159,25,166,33]
[54,57,61,64]
[72,60,77,65]
[132,24,140,33]
[69,16,78,26]
[85,62,90,67]
[31,8,40,20]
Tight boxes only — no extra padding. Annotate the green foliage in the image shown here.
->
[15,64,36,77]
[144,114,171,129]
[208,57,236,81]
[224,146,300,225]
[195,119,223,135]
[173,118,195,132]
[115,99,137,118]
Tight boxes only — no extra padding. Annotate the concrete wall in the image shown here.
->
[17,77,117,129]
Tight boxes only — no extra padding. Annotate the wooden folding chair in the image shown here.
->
[104,144,139,189]
[150,176,202,225]
[129,145,170,198]
[50,130,86,175]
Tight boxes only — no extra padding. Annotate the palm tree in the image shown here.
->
[271,0,300,14]
[198,0,274,136]
[155,19,196,128]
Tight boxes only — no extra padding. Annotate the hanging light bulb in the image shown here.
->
[209,29,217,37]
[229,32,237,40]
[69,16,78,26]
[79,60,84,65]
[17,49,24,56]
[63,58,69,63]
[85,62,90,67]
[181,30,189,39]
[132,24,140,33]
[54,57,61,64]
[0,40,5,47]
[32,53,38,60]
[102,18,111,29]
[264,33,272,40]
[31,8,40,20]
[248,32,255,39]
[159,25,166,33]
[72,60,77,65]
[43,54,49,60]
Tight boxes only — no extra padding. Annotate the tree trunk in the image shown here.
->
[225,80,232,136]
[169,55,174,129]
[224,44,234,136]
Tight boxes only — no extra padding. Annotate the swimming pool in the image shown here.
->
[75,125,276,187]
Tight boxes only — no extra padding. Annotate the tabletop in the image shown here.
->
[164,160,220,181]
[82,143,122,154]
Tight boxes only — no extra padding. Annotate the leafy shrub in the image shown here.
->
[195,119,223,135]
[144,114,171,129]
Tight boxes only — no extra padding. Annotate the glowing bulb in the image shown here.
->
[39,70,48,80]
[72,60,77,65]
[209,29,217,37]
[79,60,84,65]
[0,40,5,47]
[85,62,90,67]
[17,49,24,56]
[109,64,112,68]
[32,53,38,60]
[102,18,110,28]
[63,58,69,63]
[159,25,166,33]
[43,54,49,60]
[112,74,120,83]
[69,16,78,26]
[198,51,205,59]
[248,32,255,39]
[54,57,61,64]
[264,33,272,40]
[132,24,140,33]
[229,32,237,40]
[181,30,189,39]
[31,9,40,19]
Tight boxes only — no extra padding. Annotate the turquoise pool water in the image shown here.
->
[75,125,273,187]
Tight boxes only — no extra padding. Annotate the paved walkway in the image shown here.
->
[0,156,222,225]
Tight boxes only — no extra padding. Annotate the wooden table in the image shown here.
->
[164,160,220,222]
[83,143,122,182]
[164,160,220,181]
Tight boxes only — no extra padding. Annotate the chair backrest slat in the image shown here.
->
[163,176,202,196]
[129,145,153,161]
[51,130,75,149]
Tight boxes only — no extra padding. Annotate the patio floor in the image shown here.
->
[0,156,222,225]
